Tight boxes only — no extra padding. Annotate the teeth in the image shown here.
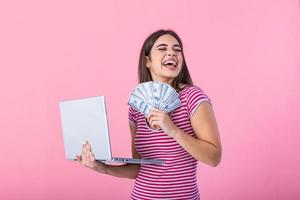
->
[163,60,177,66]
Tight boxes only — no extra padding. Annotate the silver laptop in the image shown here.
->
[59,96,165,165]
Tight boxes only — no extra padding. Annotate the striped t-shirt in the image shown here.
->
[128,85,211,200]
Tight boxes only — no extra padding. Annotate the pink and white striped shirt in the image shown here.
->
[128,85,211,200]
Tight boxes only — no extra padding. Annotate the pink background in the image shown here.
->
[0,0,299,199]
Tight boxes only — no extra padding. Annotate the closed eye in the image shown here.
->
[158,48,167,51]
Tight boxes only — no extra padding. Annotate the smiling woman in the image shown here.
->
[75,29,222,200]
[144,34,183,84]
[138,30,194,92]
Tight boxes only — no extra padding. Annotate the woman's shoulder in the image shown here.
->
[179,84,210,102]
[179,84,205,93]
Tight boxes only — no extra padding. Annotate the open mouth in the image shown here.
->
[162,60,177,68]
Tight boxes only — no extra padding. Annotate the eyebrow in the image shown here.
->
[155,44,182,48]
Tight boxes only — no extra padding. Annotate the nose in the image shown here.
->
[167,50,176,57]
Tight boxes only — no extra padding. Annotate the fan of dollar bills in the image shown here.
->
[128,81,181,116]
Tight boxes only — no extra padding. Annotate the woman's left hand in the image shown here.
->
[147,108,178,138]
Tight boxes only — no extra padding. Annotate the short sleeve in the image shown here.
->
[128,106,137,127]
[186,86,212,118]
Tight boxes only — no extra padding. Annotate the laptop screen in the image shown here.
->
[59,96,112,160]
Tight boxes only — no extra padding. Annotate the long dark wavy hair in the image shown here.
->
[138,29,193,91]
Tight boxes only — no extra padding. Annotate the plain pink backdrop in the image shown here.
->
[0,0,299,199]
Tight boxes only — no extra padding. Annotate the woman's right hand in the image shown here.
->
[74,141,108,174]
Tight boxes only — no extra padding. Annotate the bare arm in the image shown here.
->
[148,102,222,167]
[172,102,222,166]
[75,124,141,179]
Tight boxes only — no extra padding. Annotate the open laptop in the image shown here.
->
[59,95,165,165]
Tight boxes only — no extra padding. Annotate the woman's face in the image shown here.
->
[146,34,183,84]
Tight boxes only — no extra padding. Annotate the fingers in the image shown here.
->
[81,141,92,155]
[81,141,96,166]
[147,109,167,122]
[147,109,174,131]
[147,111,158,122]
[147,110,163,130]
[150,122,160,130]
[148,115,160,125]
[146,116,161,130]
[148,109,164,117]
[84,142,92,151]
[74,141,97,169]
[74,155,82,162]
[149,108,162,113]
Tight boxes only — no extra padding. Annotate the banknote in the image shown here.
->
[132,87,147,102]
[140,82,154,106]
[128,81,181,116]
[158,83,169,109]
[164,97,181,113]
[152,81,163,107]
[128,93,153,116]
[161,86,177,105]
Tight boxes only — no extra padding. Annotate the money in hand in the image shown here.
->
[128,81,181,116]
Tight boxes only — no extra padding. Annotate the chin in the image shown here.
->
[166,72,180,79]
[160,75,178,83]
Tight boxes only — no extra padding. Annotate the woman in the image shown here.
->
[75,29,222,199]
